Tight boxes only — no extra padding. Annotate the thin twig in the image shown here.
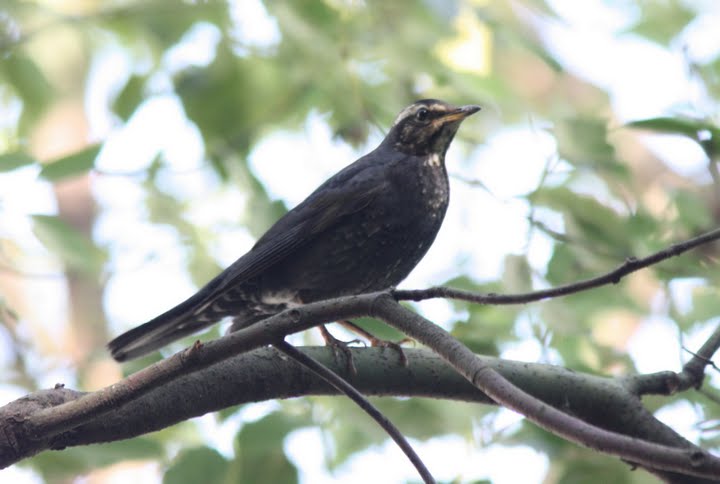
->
[394,227,720,304]
[679,324,720,389]
[273,341,435,484]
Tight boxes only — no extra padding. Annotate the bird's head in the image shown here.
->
[384,99,481,157]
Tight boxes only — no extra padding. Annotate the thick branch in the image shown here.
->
[0,347,699,474]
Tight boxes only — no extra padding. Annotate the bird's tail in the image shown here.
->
[108,281,224,362]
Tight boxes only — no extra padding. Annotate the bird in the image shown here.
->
[108,99,480,362]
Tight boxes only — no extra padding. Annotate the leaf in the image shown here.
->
[342,316,406,342]
[234,412,302,484]
[555,118,613,161]
[556,453,633,484]
[164,447,229,484]
[626,117,715,138]
[687,287,720,326]
[554,118,627,176]
[143,180,223,287]
[451,306,512,355]
[32,215,105,274]
[502,254,532,293]
[629,1,694,45]
[627,117,720,159]
[39,144,102,181]
[545,243,585,285]
[372,398,484,440]
[30,437,163,479]
[530,187,631,255]
[112,74,146,121]
[673,190,713,232]
[1,52,54,133]
[0,151,35,172]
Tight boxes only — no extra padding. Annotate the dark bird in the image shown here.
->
[108,99,480,362]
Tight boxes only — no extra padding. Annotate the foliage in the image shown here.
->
[1,0,719,483]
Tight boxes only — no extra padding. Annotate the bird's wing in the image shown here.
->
[212,174,390,294]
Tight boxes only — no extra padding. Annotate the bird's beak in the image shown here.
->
[436,104,482,124]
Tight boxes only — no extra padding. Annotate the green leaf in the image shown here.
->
[629,1,694,45]
[39,144,102,181]
[545,243,585,285]
[556,118,614,160]
[234,412,302,484]
[556,453,634,484]
[530,187,631,256]
[103,2,228,50]
[502,254,532,293]
[32,214,105,274]
[112,74,146,121]
[0,151,35,172]
[554,118,626,176]
[30,437,163,479]
[373,398,483,440]
[673,190,713,232]
[164,447,229,484]
[143,178,223,287]
[334,316,406,342]
[1,52,54,133]
[626,117,714,138]
[687,287,720,326]
[451,305,513,355]
[627,117,720,159]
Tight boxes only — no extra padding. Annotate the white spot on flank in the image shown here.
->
[261,290,297,305]
[426,153,441,167]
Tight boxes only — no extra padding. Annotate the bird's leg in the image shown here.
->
[338,319,412,367]
[319,324,360,374]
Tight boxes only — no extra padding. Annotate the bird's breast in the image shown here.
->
[395,155,449,217]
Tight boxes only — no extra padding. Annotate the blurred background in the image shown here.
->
[1,0,719,482]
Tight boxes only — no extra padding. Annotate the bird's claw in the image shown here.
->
[337,319,413,367]
[369,337,412,367]
[320,325,358,375]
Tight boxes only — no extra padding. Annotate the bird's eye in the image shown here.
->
[415,108,430,122]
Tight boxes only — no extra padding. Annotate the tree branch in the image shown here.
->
[624,323,720,397]
[394,227,720,305]
[680,323,720,389]
[372,295,720,481]
[0,347,706,479]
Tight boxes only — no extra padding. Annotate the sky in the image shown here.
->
[2,0,720,483]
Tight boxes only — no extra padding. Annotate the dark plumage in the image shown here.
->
[108,99,480,361]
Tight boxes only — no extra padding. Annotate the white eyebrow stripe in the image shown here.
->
[393,104,421,125]
[392,102,453,126]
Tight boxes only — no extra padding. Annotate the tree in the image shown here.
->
[1,1,719,482]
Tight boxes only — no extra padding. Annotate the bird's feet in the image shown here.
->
[319,325,360,375]
[339,320,412,367]
[369,336,412,367]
